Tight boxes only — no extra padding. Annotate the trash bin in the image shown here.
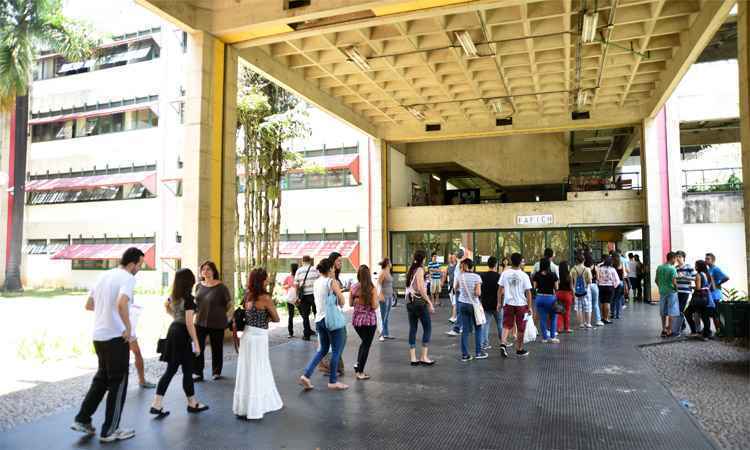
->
[717,301,750,338]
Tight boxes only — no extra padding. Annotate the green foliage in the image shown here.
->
[685,172,743,193]
[722,287,748,302]
[0,287,87,298]
[0,0,99,108]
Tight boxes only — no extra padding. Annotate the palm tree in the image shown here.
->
[0,0,98,290]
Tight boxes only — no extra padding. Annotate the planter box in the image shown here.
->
[717,301,750,338]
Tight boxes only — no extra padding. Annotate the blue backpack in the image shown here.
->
[574,272,587,297]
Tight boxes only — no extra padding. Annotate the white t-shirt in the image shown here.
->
[90,268,137,341]
[313,276,336,323]
[498,268,532,306]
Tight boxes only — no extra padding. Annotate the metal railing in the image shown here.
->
[568,171,642,192]
[682,167,743,193]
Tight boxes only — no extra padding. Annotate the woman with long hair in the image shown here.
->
[319,252,346,377]
[377,258,396,341]
[556,261,574,333]
[597,257,619,325]
[685,260,715,340]
[193,260,233,381]
[455,258,485,361]
[350,265,381,380]
[299,258,349,391]
[150,269,208,417]
[532,258,559,343]
[406,251,435,366]
[611,256,627,320]
[585,252,603,326]
[233,268,283,420]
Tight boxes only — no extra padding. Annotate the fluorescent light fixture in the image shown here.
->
[576,89,590,110]
[488,99,504,114]
[581,11,598,43]
[432,174,441,181]
[343,46,371,71]
[407,106,425,121]
[454,30,478,58]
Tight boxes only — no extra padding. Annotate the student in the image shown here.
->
[128,304,155,389]
[233,268,283,420]
[674,251,695,334]
[705,253,729,332]
[596,257,619,325]
[455,258,486,361]
[377,259,396,341]
[282,263,299,338]
[298,258,348,391]
[585,252,603,326]
[571,255,593,329]
[406,250,436,366]
[634,254,645,302]
[627,253,638,301]
[498,252,534,358]
[479,256,502,349]
[684,260,715,340]
[350,265,381,380]
[71,247,144,442]
[150,269,208,417]
[294,255,319,341]
[555,261,574,333]
[532,258,559,343]
[446,249,465,336]
[532,248,559,278]
[655,252,679,337]
[611,257,627,320]
[447,253,458,323]
[428,253,444,307]
[193,260,232,381]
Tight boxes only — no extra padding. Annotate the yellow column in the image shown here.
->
[739,0,750,293]
[183,32,237,292]
[380,139,390,259]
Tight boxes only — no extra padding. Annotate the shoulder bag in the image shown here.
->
[295,265,313,305]
[690,274,710,308]
[460,273,486,326]
[324,279,347,331]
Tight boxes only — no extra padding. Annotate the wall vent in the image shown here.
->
[286,0,311,10]
[572,111,590,120]
[425,123,441,132]
[496,117,512,127]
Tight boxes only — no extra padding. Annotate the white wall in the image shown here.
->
[389,147,423,208]
[675,60,740,121]
[682,223,747,294]
[22,254,162,290]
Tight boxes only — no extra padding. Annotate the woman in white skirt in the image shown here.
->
[233,268,283,420]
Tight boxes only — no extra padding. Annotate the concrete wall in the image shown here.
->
[405,133,569,187]
[389,147,424,208]
[389,195,644,232]
[683,191,744,224]
[22,254,162,290]
[682,223,746,293]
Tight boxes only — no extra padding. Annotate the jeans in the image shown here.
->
[452,297,463,333]
[628,277,638,300]
[380,294,394,337]
[303,320,346,384]
[555,291,574,330]
[480,308,502,347]
[535,294,557,340]
[685,303,714,337]
[459,302,482,357]
[612,284,624,319]
[676,292,690,332]
[298,295,315,338]
[407,301,432,348]
[354,325,376,372]
[195,325,224,376]
[590,284,601,322]
[75,337,129,438]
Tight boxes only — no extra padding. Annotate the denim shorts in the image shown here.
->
[660,292,679,316]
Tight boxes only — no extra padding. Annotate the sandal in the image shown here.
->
[187,403,209,413]
[410,361,421,366]
[327,382,349,390]
[149,407,170,417]
[298,375,314,391]
[355,373,370,380]
[420,359,436,366]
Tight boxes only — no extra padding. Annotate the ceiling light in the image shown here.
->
[406,106,425,121]
[581,11,598,43]
[343,46,371,71]
[454,30,478,58]
[432,174,441,181]
[576,89,590,110]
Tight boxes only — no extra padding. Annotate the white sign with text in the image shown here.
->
[516,214,554,226]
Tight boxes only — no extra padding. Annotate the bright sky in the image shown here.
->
[62,0,161,37]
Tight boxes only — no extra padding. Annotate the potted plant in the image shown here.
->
[717,288,749,338]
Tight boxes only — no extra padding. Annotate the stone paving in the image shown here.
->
[640,339,750,450]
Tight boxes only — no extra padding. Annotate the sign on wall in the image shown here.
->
[516,214,554,226]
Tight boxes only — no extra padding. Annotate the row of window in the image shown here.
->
[72,259,154,270]
[237,169,358,192]
[25,236,155,255]
[27,184,153,205]
[31,108,158,143]
[29,164,157,181]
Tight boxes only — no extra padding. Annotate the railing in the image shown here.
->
[568,171,642,192]
[682,167,742,193]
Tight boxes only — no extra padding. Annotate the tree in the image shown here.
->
[0,0,98,290]
[236,68,309,293]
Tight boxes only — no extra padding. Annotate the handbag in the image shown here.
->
[232,306,246,332]
[156,338,167,354]
[553,299,566,314]
[295,266,313,305]
[691,273,710,308]
[460,273,486,326]
[324,279,347,331]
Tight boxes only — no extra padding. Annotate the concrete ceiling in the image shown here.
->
[138,0,736,142]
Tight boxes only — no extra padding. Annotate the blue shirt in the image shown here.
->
[428,261,442,280]
[708,265,727,301]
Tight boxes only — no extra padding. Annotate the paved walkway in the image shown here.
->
[0,303,719,450]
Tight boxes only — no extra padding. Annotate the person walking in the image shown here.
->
[684,260,716,340]
[282,263,299,338]
[532,258,559,343]
[298,258,349,391]
[634,254,645,302]
[294,255,319,341]
[233,268,283,420]
[406,250,436,366]
[705,253,729,333]
[456,258,486,361]
[674,251,695,334]
[193,261,232,381]
[446,249,464,336]
[498,252,534,358]
[377,259,396,341]
[428,253,444,307]
[611,257,627,320]
[319,252,347,377]
[72,248,144,442]
[586,252,603,326]
[555,261,574,333]
[150,268,209,418]
[571,255,593,329]
[479,256,502,349]
[655,252,679,338]
[627,253,638,302]
[128,303,155,389]
[447,253,459,323]
[350,265,381,379]
[596,257,619,325]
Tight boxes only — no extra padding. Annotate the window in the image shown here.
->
[474,232,498,266]
[391,233,407,266]
[546,230,570,263]
[124,184,148,199]
[31,121,71,142]
[27,184,154,205]
[32,108,157,143]
[287,172,305,189]
[522,231,545,266]
[48,239,69,254]
[306,171,325,188]
[25,240,48,254]
[497,231,522,261]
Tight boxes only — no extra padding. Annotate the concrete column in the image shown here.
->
[380,139,390,260]
[182,32,237,292]
[364,137,384,269]
[739,0,750,294]
[665,98,684,252]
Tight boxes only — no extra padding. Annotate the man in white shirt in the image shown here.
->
[498,252,534,358]
[294,255,320,340]
[531,248,559,278]
[71,248,144,443]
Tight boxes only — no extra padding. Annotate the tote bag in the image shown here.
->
[324,279,346,331]
[460,274,486,326]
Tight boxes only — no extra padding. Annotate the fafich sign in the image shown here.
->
[516,214,554,226]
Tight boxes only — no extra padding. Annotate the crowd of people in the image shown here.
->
[69,245,730,442]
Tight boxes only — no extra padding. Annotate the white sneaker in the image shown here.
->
[585,323,593,328]
[448,318,457,323]
[100,428,135,443]
[579,324,586,329]
[542,339,550,343]
[594,321,604,327]
[379,336,385,342]
[445,330,460,336]
[549,338,560,343]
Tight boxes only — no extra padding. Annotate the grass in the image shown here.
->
[0,288,88,299]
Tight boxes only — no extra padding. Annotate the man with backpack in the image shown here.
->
[570,255,593,328]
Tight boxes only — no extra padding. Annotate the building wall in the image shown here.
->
[405,133,569,187]
[683,223,746,292]
[388,147,423,208]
